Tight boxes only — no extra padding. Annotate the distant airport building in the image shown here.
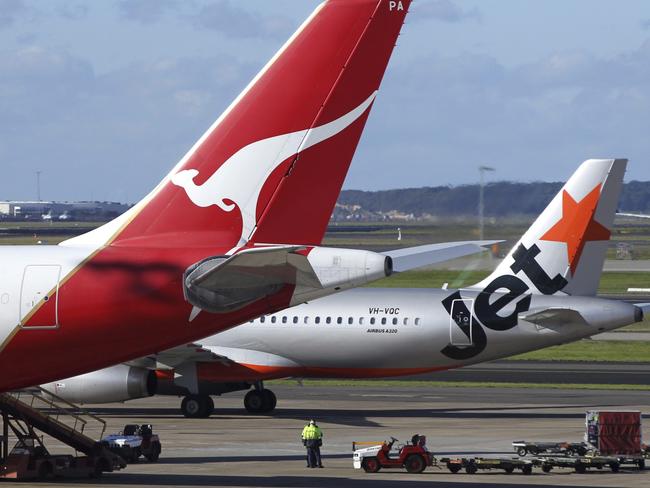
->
[0,201,131,221]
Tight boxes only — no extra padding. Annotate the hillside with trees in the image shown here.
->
[335,181,650,220]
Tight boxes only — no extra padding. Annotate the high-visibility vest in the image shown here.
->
[302,425,323,440]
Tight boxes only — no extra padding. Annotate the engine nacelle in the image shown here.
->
[40,364,157,404]
[290,247,392,304]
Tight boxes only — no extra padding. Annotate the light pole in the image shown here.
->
[478,165,495,241]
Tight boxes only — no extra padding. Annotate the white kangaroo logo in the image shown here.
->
[171,92,377,245]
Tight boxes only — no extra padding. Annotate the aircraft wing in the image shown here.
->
[126,343,231,370]
[184,240,499,314]
[382,240,501,272]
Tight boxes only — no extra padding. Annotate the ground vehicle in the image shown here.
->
[440,456,533,475]
[353,435,434,473]
[0,436,121,480]
[531,455,621,473]
[102,424,161,463]
[512,441,588,457]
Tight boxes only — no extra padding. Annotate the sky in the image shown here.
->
[2,0,650,202]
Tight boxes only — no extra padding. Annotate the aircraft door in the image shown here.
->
[449,298,474,346]
[20,265,61,328]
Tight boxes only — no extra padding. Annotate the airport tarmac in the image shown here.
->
[10,384,649,488]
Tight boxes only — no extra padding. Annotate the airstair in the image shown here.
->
[0,387,125,477]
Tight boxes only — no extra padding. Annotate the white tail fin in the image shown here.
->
[472,159,627,296]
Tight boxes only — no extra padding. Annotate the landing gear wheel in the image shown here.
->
[244,390,265,414]
[361,457,381,473]
[504,466,514,474]
[244,389,276,414]
[542,464,553,473]
[181,395,213,418]
[516,447,527,457]
[638,458,645,470]
[404,454,426,473]
[609,462,620,473]
[522,465,533,475]
[465,462,478,475]
[575,462,586,474]
[447,463,461,474]
[262,389,277,412]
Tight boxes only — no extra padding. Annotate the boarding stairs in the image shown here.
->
[0,387,108,458]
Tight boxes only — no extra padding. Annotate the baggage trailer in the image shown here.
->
[440,456,533,475]
[512,441,587,457]
[531,455,621,473]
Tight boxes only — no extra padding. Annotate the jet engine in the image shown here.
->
[40,364,157,404]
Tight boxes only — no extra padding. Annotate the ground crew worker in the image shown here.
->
[301,419,324,468]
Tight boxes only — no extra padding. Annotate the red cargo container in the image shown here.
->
[585,411,642,456]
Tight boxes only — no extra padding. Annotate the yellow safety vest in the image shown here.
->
[302,425,323,440]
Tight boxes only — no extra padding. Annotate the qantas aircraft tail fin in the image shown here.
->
[471,159,627,296]
[64,0,411,250]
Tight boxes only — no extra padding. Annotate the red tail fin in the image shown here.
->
[64,0,410,250]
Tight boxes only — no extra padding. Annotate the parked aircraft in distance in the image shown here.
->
[0,0,428,392]
[45,159,648,417]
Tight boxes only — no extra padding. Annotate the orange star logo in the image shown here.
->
[540,184,610,275]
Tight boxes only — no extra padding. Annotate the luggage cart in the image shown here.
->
[512,440,588,457]
[531,455,621,473]
[440,456,533,475]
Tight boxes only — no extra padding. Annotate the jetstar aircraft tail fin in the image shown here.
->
[62,0,411,251]
[471,159,627,296]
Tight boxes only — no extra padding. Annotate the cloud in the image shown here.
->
[117,0,179,24]
[413,0,481,23]
[57,2,89,20]
[0,0,27,28]
[190,1,293,39]
[347,40,650,189]
[0,43,259,200]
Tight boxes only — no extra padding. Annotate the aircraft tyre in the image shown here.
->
[244,389,276,414]
[181,395,213,418]
[262,389,277,411]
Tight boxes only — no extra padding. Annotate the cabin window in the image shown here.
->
[293,316,298,324]
[304,316,309,324]
[381,317,387,325]
[271,316,277,324]
[282,316,287,324]
[348,317,353,325]
[392,317,398,325]
[315,316,320,324]
[403,318,408,325]
[360,317,364,325]
[326,317,332,324]
[337,317,342,324]
[260,316,265,323]
[415,318,421,325]
[370,317,375,325]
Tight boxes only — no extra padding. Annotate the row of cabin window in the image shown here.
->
[253,316,421,326]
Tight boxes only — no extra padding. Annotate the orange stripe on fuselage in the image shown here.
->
[191,361,451,383]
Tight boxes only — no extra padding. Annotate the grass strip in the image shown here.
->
[508,340,650,362]
[266,379,650,391]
